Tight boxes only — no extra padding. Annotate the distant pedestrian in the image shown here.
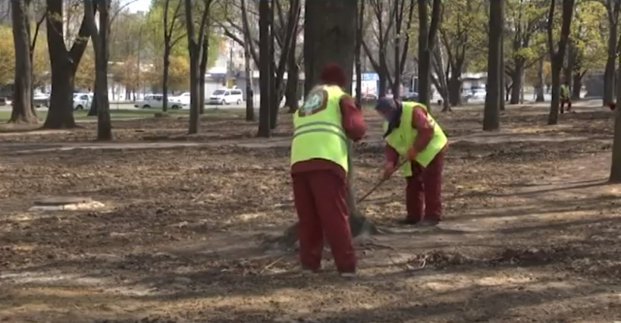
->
[560,81,571,113]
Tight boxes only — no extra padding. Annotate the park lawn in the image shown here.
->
[0,107,245,125]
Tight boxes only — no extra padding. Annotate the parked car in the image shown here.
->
[466,87,486,102]
[401,91,419,102]
[208,88,244,105]
[169,92,190,109]
[73,92,93,110]
[358,93,378,103]
[0,97,10,107]
[33,92,49,107]
[135,94,164,109]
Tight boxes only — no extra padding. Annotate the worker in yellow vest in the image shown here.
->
[560,81,571,113]
[375,98,448,226]
[290,64,367,277]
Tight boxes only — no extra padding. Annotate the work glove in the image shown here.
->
[383,162,397,180]
[407,147,418,162]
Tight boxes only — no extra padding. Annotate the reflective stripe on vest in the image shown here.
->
[290,85,350,172]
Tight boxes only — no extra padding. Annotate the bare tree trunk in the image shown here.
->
[417,0,442,108]
[536,57,545,102]
[43,0,90,129]
[10,0,37,124]
[199,36,209,115]
[269,0,277,129]
[285,53,299,113]
[163,47,170,112]
[564,40,574,90]
[510,61,525,104]
[355,0,364,107]
[610,43,621,182]
[393,0,401,98]
[188,48,200,134]
[431,42,451,112]
[499,42,506,111]
[258,0,272,137]
[85,0,111,140]
[184,0,211,134]
[241,0,255,120]
[244,35,255,120]
[304,0,375,236]
[572,71,582,100]
[483,0,503,131]
[447,73,462,106]
[163,0,182,113]
[270,0,301,128]
[547,0,575,125]
[604,0,618,106]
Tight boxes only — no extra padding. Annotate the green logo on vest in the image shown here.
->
[299,88,328,117]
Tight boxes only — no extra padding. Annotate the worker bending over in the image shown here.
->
[375,98,447,226]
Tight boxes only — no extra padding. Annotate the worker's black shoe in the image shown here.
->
[399,218,420,225]
[418,219,440,227]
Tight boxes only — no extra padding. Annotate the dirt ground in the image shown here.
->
[0,103,620,323]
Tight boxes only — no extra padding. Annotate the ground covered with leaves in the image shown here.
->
[0,103,620,322]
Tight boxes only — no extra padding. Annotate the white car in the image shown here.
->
[169,92,190,109]
[467,88,487,102]
[135,94,164,109]
[33,92,49,107]
[208,88,244,105]
[0,97,10,106]
[73,92,93,110]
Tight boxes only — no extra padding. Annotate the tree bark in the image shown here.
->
[285,53,299,113]
[431,41,451,112]
[270,0,301,128]
[162,0,182,113]
[483,0,503,131]
[240,0,255,121]
[184,0,211,134]
[563,40,574,90]
[417,0,442,108]
[85,0,111,140]
[199,35,209,115]
[610,39,621,182]
[304,0,376,237]
[10,0,37,124]
[447,73,462,107]
[258,0,272,137]
[604,0,619,106]
[572,71,583,100]
[269,0,277,129]
[510,61,525,105]
[355,0,364,107]
[393,0,401,98]
[244,37,255,121]
[43,0,90,129]
[547,0,575,125]
[536,56,545,102]
[163,47,170,112]
[499,37,506,112]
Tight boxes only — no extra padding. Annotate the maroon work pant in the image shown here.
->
[405,150,445,222]
[292,170,356,273]
[561,99,572,113]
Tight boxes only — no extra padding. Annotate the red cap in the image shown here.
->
[320,63,347,88]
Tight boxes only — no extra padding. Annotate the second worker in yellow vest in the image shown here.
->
[375,98,448,226]
[560,81,572,114]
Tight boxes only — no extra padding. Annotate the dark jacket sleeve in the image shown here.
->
[411,107,434,153]
[339,96,367,141]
